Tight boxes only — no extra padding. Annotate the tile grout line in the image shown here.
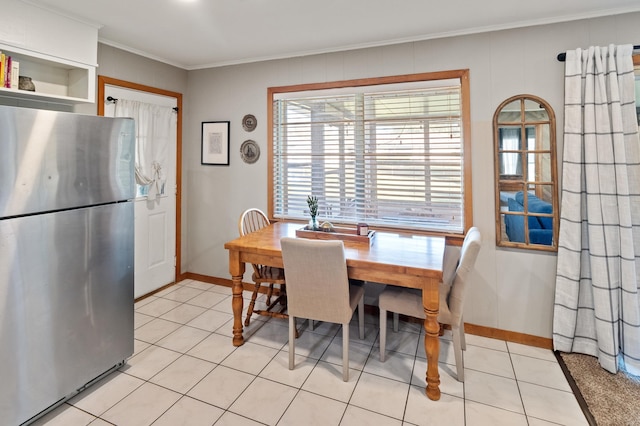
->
[50,280,577,426]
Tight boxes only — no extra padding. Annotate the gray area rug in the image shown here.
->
[557,351,640,426]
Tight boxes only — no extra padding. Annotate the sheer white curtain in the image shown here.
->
[499,128,522,176]
[553,45,640,375]
[114,99,175,199]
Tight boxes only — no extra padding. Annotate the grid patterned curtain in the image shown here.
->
[553,45,640,375]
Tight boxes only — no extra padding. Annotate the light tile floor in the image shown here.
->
[32,279,589,426]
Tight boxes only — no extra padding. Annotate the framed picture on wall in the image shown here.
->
[201,121,230,165]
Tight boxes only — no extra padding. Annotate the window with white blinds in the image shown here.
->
[269,71,470,233]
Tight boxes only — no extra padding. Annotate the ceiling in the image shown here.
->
[28,0,640,70]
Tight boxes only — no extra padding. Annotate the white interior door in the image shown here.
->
[104,85,177,298]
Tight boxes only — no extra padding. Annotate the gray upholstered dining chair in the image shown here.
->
[280,237,365,381]
[238,208,287,326]
[378,227,481,382]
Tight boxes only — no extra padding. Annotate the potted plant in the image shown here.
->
[307,195,319,230]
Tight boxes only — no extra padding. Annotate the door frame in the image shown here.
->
[97,75,184,284]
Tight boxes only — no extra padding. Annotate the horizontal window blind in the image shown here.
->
[272,79,465,233]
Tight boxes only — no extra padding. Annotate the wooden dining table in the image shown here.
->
[224,221,446,400]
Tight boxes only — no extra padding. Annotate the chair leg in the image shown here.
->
[393,312,399,332]
[342,323,349,381]
[460,320,466,351]
[309,319,314,331]
[266,283,274,305]
[379,308,387,362]
[358,296,365,340]
[452,325,464,381]
[289,315,296,371]
[244,283,261,326]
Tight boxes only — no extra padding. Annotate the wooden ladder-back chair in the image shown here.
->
[238,208,287,326]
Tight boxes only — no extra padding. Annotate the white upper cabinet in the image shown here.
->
[0,0,99,104]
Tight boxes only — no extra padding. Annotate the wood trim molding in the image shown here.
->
[97,75,184,284]
[184,272,282,296]
[134,281,176,303]
[185,272,239,287]
[463,323,552,349]
[182,273,553,349]
[267,69,473,233]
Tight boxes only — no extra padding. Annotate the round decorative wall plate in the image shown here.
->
[240,140,260,164]
[242,114,257,132]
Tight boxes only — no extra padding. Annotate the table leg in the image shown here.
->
[229,251,245,346]
[231,274,245,346]
[423,283,441,400]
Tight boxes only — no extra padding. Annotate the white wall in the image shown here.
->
[184,12,640,339]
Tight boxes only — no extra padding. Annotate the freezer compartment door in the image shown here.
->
[0,202,134,425]
[0,105,135,218]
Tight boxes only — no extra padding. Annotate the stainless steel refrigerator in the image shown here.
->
[0,105,136,425]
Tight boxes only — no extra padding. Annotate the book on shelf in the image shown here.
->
[5,55,12,88]
[0,52,5,88]
[10,59,19,89]
[0,52,21,89]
